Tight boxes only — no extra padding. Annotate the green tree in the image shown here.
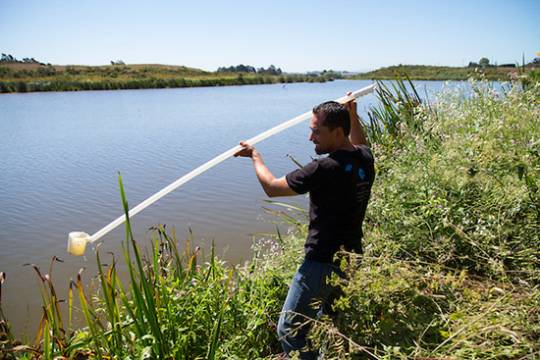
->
[479,57,490,67]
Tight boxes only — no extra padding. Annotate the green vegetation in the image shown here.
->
[1,53,42,65]
[522,69,540,90]
[0,63,335,93]
[217,64,283,75]
[352,64,539,81]
[0,77,539,359]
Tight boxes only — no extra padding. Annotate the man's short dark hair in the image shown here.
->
[312,101,350,136]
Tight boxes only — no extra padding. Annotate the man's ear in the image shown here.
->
[334,126,345,139]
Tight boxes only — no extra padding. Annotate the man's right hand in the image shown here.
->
[234,141,258,158]
[233,141,295,197]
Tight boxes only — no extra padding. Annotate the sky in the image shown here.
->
[1,0,538,72]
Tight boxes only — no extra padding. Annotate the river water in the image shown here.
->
[0,79,488,336]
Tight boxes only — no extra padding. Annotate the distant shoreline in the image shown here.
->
[0,63,336,94]
[2,62,537,94]
[0,76,330,94]
[351,64,537,81]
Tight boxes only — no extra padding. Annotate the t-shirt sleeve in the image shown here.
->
[285,160,324,194]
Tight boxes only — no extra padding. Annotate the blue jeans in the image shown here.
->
[277,259,344,359]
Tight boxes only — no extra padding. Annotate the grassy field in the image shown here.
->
[0,77,538,359]
[351,64,536,81]
[0,63,334,93]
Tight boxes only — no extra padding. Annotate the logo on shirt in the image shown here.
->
[358,167,366,181]
[345,164,367,181]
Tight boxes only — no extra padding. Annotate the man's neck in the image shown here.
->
[330,139,356,153]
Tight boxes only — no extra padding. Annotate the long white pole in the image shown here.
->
[73,83,376,248]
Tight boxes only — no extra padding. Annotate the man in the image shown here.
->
[234,94,375,359]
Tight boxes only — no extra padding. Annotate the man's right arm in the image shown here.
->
[234,141,298,198]
[251,152,297,197]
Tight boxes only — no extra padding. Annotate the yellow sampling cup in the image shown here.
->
[67,232,91,256]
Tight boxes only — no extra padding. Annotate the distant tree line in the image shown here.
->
[217,64,283,75]
[468,56,540,69]
[1,53,43,64]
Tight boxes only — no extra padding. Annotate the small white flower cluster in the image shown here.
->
[252,235,283,262]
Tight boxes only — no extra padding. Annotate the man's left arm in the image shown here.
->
[345,92,369,146]
[235,141,298,198]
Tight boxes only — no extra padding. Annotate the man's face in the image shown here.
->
[309,113,338,155]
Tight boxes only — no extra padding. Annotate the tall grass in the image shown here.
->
[307,79,540,358]
[2,171,301,358]
[366,79,540,280]
[1,78,539,359]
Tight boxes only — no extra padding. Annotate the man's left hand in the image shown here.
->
[345,91,358,115]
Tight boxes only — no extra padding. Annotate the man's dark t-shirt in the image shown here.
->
[285,145,375,263]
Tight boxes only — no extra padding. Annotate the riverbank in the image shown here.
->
[351,64,537,81]
[0,79,538,359]
[0,63,335,93]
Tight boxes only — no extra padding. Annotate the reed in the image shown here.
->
[367,74,423,143]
